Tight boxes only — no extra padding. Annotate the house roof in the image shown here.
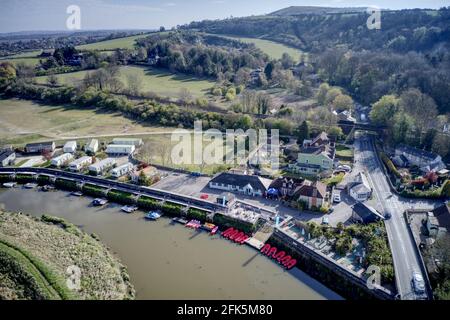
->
[396,144,439,161]
[352,202,384,223]
[0,149,14,162]
[269,177,304,190]
[25,141,54,148]
[294,180,327,199]
[431,203,450,231]
[311,132,329,146]
[210,172,272,191]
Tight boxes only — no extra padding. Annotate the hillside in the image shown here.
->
[0,211,135,300]
[270,6,368,16]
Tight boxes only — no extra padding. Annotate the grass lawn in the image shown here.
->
[0,99,173,146]
[136,134,237,175]
[76,34,149,50]
[335,144,354,158]
[0,57,42,67]
[34,65,216,100]
[212,34,303,62]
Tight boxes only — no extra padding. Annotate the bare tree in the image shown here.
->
[156,143,171,167]
[126,72,143,96]
[178,88,193,105]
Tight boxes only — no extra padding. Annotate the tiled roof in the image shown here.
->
[396,144,439,161]
[294,181,327,199]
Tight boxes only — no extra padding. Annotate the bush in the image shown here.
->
[137,196,161,210]
[107,190,135,205]
[187,208,208,221]
[82,184,107,197]
[381,153,401,179]
[55,178,78,191]
[161,202,184,217]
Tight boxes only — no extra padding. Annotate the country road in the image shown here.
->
[354,134,442,300]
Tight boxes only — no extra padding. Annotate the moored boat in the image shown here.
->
[41,185,55,192]
[2,182,17,188]
[121,205,138,213]
[145,211,161,220]
[172,217,188,225]
[24,183,38,189]
[185,219,201,229]
[93,198,108,206]
[210,226,219,235]
[71,191,83,197]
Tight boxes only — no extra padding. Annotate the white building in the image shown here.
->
[86,139,99,154]
[209,172,272,197]
[112,138,143,147]
[111,163,133,178]
[88,158,116,175]
[51,153,74,167]
[348,172,372,202]
[0,148,16,167]
[69,156,92,172]
[106,144,136,156]
[63,141,77,153]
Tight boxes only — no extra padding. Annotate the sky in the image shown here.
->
[0,0,449,33]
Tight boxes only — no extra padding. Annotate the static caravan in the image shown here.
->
[112,138,143,147]
[63,141,77,153]
[86,139,99,154]
[51,153,74,167]
[111,163,133,178]
[25,141,55,154]
[88,158,116,175]
[106,144,136,156]
[69,156,92,172]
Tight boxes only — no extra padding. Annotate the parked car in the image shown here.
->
[384,213,392,220]
[412,272,426,295]
[321,216,329,225]
[333,193,341,203]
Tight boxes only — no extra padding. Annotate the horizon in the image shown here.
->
[0,0,448,34]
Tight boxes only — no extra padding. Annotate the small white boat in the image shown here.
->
[24,183,38,189]
[121,205,138,213]
[41,185,55,192]
[3,182,17,188]
[145,211,161,220]
[93,198,108,206]
[71,191,83,197]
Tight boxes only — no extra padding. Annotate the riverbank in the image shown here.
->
[0,210,135,300]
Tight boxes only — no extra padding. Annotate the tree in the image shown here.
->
[178,88,193,105]
[264,61,275,80]
[324,87,342,106]
[0,62,16,88]
[328,126,343,138]
[392,112,415,144]
[332,94,353,112]
[431,134,450,160]
[400,89,438,132]
[296,120,309,145]
[317,83,330,105]
[369,95,400,126]
[47,74,59,87]
[256,93,272,115]
[126,72,143,96]
[281,53,295,69]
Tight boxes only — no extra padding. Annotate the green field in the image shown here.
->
[35,65,215,99]
[76,34,149,50]
[0,99,173,145]
[216,35,303,62]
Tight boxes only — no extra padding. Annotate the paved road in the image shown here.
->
[354,134,440,300]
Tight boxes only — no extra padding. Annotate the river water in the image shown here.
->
[0,188,341,300]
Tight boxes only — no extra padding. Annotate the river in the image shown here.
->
[0,188,342,300]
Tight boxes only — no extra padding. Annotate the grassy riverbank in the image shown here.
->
[0,211,135,300]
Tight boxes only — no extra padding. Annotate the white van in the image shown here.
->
[333,193,341,203]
